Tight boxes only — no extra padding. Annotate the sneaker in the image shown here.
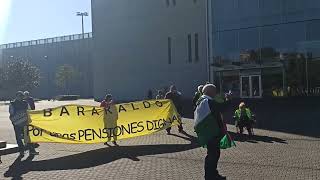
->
[19,151,24,158]
[29,151,39,155]
[216,174,226,180]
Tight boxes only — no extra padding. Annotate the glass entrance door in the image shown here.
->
[251,75,261,98]
[240,75,262,98]
[241,76,250,98]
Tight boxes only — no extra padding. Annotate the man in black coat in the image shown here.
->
[165,85,183,134]
[195,84,231,180]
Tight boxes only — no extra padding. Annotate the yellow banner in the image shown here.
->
[26,100,181,144]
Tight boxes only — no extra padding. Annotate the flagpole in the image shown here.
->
[205,0,211,82]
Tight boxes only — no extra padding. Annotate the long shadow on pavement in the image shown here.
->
[4,133,199,179]
[228,131,287,144]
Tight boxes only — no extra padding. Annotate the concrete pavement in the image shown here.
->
[0,100,319,180]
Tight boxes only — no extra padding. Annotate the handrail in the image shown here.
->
[0,32,93,49]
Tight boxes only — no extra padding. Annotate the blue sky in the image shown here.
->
[0,0,92,44]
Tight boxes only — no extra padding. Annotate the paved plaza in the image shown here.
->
[0,100,319,180]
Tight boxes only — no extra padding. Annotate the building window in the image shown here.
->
[194,33,199,62]
[188,34,192,63]
[168,37,172,64]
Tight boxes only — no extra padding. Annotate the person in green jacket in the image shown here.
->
[234,102,254,136]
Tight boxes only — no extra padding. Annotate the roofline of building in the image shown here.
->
[0,32,93,50]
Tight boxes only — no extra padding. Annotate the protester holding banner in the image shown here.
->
[9,91,39,157]
[194,84,231,180]
[100,94,118,146]
[24,91,35,110]
[165,85,183,134]
[100,94,113,109]
[156,90,164,100]
[24,91,40,149]
[27,100,180,144]
[147,89,153,100]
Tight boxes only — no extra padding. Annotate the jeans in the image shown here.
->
[13,125,24,152]
[238,121,253,135]
[205,137,221,180]
[13,125,36,153]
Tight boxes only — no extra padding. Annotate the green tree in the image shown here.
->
[0,59,40,94]
[55,64,79,94]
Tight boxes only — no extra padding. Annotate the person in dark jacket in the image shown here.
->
[147,89,153,100]
[24,91,40,149]
[156,90,164,100]
[165,85,183,134]
[24,91,35,110]
[9,91,39,157]
[195,84,231,180]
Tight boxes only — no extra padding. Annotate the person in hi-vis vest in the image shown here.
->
[234,102,255,136]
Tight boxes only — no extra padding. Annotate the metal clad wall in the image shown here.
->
[91,0,207,101]
[0,35,93,99]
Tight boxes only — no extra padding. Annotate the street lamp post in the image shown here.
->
[205,0,211,82]
[76,12,89,38]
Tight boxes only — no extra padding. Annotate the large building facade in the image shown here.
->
[91,0,208,101]
[208,0,320,98]
[3,1,320,100]
[0,33,93,99]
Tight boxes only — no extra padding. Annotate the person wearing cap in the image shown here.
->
[147,89,153,100]
[100,94,118,146]
[9,91,39,157]
[234,102,254,136]
[24,91,35,110]
[192,85,204,110]
[100,94,113,110]
[156,90,164,100]
[165,85,183,134]
[194,84,231,180]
